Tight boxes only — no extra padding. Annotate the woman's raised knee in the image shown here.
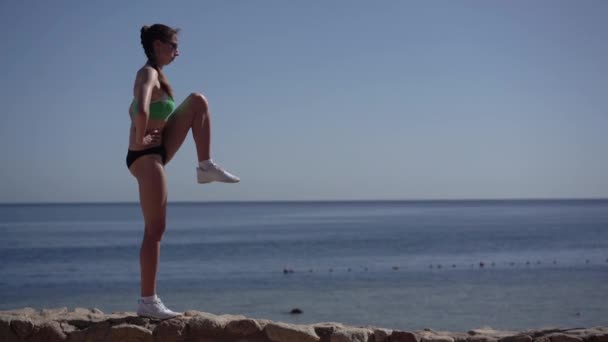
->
[188,92,209,113]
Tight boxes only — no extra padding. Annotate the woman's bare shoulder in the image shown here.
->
[135,65,158,81]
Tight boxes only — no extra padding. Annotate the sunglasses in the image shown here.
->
[165,41,178,50]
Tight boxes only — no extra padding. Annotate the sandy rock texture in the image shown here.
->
[1,307,607,342]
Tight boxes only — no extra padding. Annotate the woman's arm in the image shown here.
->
[133,66,158,144]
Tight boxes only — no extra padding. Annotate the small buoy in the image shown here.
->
[392,266,399,271]
[452,264,456,268]
[479,262,485,268]
[290,308,303,314]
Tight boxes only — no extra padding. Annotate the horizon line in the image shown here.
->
[1,197,607,206]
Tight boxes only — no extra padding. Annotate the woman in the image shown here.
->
[127,24,239,319]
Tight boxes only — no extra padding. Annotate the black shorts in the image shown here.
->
[126,145,167,169]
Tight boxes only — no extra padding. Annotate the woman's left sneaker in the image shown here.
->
[197,160,240,184]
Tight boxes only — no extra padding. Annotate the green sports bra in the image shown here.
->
[130,92,176,121]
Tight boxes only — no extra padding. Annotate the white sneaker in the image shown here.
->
[197,160,240,184]
[136,297,181,320]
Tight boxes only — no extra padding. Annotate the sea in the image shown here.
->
[0,200,607,332]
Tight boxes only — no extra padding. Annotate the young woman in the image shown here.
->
[127,24,239,319]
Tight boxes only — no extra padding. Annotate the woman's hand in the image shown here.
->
[135,129,162,149]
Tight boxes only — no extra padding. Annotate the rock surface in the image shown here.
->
[1,307,607,342]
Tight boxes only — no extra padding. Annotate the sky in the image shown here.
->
[0,1,607,203]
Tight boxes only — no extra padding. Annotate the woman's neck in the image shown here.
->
[146,61,163,70]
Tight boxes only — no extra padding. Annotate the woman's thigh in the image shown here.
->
[129,156,168,232]
[162,93,207,164]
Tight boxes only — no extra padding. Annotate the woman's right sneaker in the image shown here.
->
[136,297,181,320]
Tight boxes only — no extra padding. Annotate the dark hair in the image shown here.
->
[140,24,180,99]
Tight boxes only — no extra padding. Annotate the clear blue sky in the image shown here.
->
[1,1,606,203]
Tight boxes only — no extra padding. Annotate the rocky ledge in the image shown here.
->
[1,307,607,342]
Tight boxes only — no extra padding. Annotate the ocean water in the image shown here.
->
[0,200,607,331]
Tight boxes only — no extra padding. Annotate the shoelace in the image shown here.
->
[209,162,224,171]
[202,162,225,172]
[153,299,170,312]
[140,299,171,312]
